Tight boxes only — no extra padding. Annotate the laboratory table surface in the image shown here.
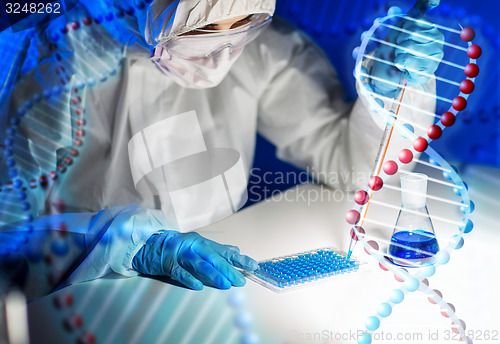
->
[27,164,500,344]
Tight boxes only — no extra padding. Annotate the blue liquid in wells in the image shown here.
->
[253,249,359,289]
[389,230,439,260]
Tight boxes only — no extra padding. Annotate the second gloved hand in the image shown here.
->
[370,2,444,97]
[132,231,258,290]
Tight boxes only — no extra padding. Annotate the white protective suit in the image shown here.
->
[0,0,435,294]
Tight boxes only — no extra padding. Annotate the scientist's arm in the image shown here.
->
[256,16,442,190]
[1,203,257,299]
[66,205,258,291]
[0,206,164,299]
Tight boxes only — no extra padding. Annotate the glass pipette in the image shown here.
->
[346,80,408,261]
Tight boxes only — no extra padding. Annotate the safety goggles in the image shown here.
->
[157,13,272,60]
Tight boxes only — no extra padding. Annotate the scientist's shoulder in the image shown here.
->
[248,16,318,58]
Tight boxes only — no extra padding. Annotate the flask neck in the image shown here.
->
[401,193,427,209]
[401,173,428,209]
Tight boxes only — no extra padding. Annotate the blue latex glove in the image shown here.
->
[132,231,259,290]
[370,0,444,97]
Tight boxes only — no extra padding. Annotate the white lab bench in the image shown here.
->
[27,164,500,344]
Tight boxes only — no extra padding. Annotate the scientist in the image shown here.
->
[0,0,443,295]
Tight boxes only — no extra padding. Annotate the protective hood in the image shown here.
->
[113,0,276,47]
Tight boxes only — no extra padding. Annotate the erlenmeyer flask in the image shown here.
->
[389,173,439,267]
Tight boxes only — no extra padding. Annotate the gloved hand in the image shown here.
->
[370,0,444,97]
[132,231,259,290]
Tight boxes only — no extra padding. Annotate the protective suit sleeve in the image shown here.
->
[0,204,169,299]
[64,204,170,282]
[256,20,436,191]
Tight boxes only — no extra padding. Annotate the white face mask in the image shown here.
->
[150,14,272,89]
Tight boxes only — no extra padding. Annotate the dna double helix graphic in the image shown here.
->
[277,0,498,168]
[346,8,480,344]
[1,12,125,343]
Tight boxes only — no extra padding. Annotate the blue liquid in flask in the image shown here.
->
[389,230,439,260]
